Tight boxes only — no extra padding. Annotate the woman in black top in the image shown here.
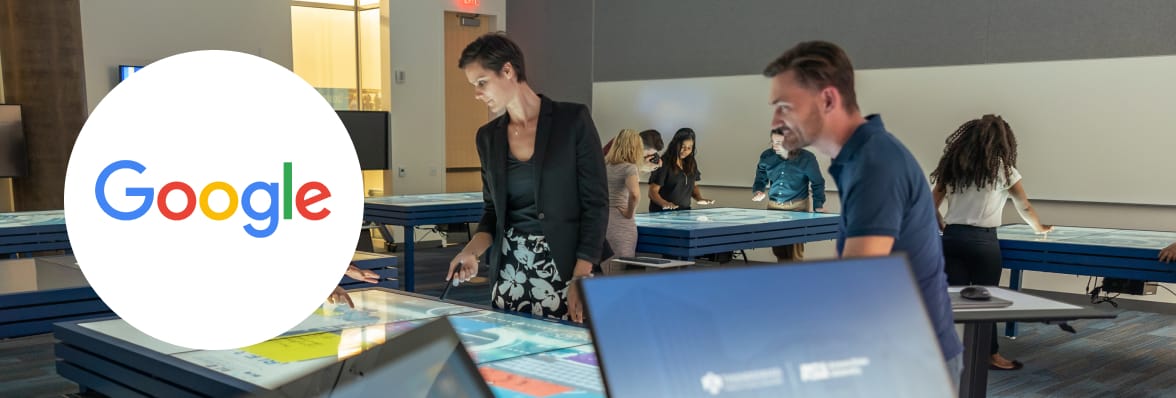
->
[447,33,608,323]
[648,128,714,212]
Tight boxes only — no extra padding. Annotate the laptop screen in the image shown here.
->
[258,317,493,398]
[578,255,954,398]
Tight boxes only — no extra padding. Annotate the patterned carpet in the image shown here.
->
[987,310,1176,397]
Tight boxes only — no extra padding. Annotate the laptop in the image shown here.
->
[577,255,956,398]
[256,317,494,398]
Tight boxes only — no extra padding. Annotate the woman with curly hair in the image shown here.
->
[931,114,1052,371]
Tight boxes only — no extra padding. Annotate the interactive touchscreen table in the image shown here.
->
[998,224,1176,336]
[362,192,483,292]
[54,285,1110,398]
[634,208,840,259]
[0,254,104,338]
[54,288,603,398]
[0,210,70,257]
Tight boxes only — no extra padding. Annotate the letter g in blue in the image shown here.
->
[96,160,154,220]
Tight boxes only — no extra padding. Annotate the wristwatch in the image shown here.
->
[570,273,594,282]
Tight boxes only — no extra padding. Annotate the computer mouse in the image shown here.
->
[960,286,991,301]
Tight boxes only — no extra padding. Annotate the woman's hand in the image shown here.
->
[448,251,480,283]
[345,264,379,283]
[327,286,355,308]
[566,259,594,323]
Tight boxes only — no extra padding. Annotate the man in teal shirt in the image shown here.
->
[752,129,826,261]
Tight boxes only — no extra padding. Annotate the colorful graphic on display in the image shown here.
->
[480,345,605,398]
[82,289,599,393]
[448,310,592,363]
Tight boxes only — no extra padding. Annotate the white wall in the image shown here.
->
[594,55,1176,206]
[80,0,294,114]
[594,56,1176,305]
[383,0,506,195]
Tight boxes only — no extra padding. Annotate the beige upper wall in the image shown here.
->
[383,0,506,195]
[80,0,295,114]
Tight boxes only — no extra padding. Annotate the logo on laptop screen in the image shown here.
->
[700,372,724,395]
[699,368,784,395]
[64,50,364,350]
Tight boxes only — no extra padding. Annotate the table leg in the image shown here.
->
[376,224,396,250]
[356,227,374,252]
[1005,269,1023,338]
[960,321,994,398]
[403,225,415,292]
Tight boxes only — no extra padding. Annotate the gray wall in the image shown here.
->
[506,0,594,108]
[592,0,1176,81]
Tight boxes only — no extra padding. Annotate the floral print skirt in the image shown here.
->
[492,227,569,320]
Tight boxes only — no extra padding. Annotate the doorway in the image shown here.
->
[443,12,491,193]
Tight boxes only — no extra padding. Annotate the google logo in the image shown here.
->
[65,50,366,350]
[95,160,331,238]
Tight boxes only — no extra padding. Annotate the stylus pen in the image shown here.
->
[441,270,458,300]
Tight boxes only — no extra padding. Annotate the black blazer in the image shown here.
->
[474,95,609,285]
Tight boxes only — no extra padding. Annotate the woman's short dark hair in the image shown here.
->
[638,129,664,151]
[458,32,527,83]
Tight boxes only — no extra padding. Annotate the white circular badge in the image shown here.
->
[64,50,364,350]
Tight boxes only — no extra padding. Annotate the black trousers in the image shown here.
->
[942,224,1003,355]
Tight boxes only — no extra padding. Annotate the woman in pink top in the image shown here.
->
[602,129,645,274]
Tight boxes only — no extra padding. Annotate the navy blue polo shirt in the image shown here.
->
[829,115,963,361]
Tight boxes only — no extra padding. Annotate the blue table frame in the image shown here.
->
[54,288,600,398]
[340,252,400,291]
[634,207,841,259]
[362,193,483,292]
[0,255,107,339]
[0,210,71,257]
[998,224,1176,336]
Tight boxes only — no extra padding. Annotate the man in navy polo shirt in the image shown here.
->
[761,41,964,386]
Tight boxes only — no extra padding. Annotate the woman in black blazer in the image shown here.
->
[447,33,608,323]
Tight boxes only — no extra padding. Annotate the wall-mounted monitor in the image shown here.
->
[0,105,29,178]
[336,110,390,171]
[118,65,144,82]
